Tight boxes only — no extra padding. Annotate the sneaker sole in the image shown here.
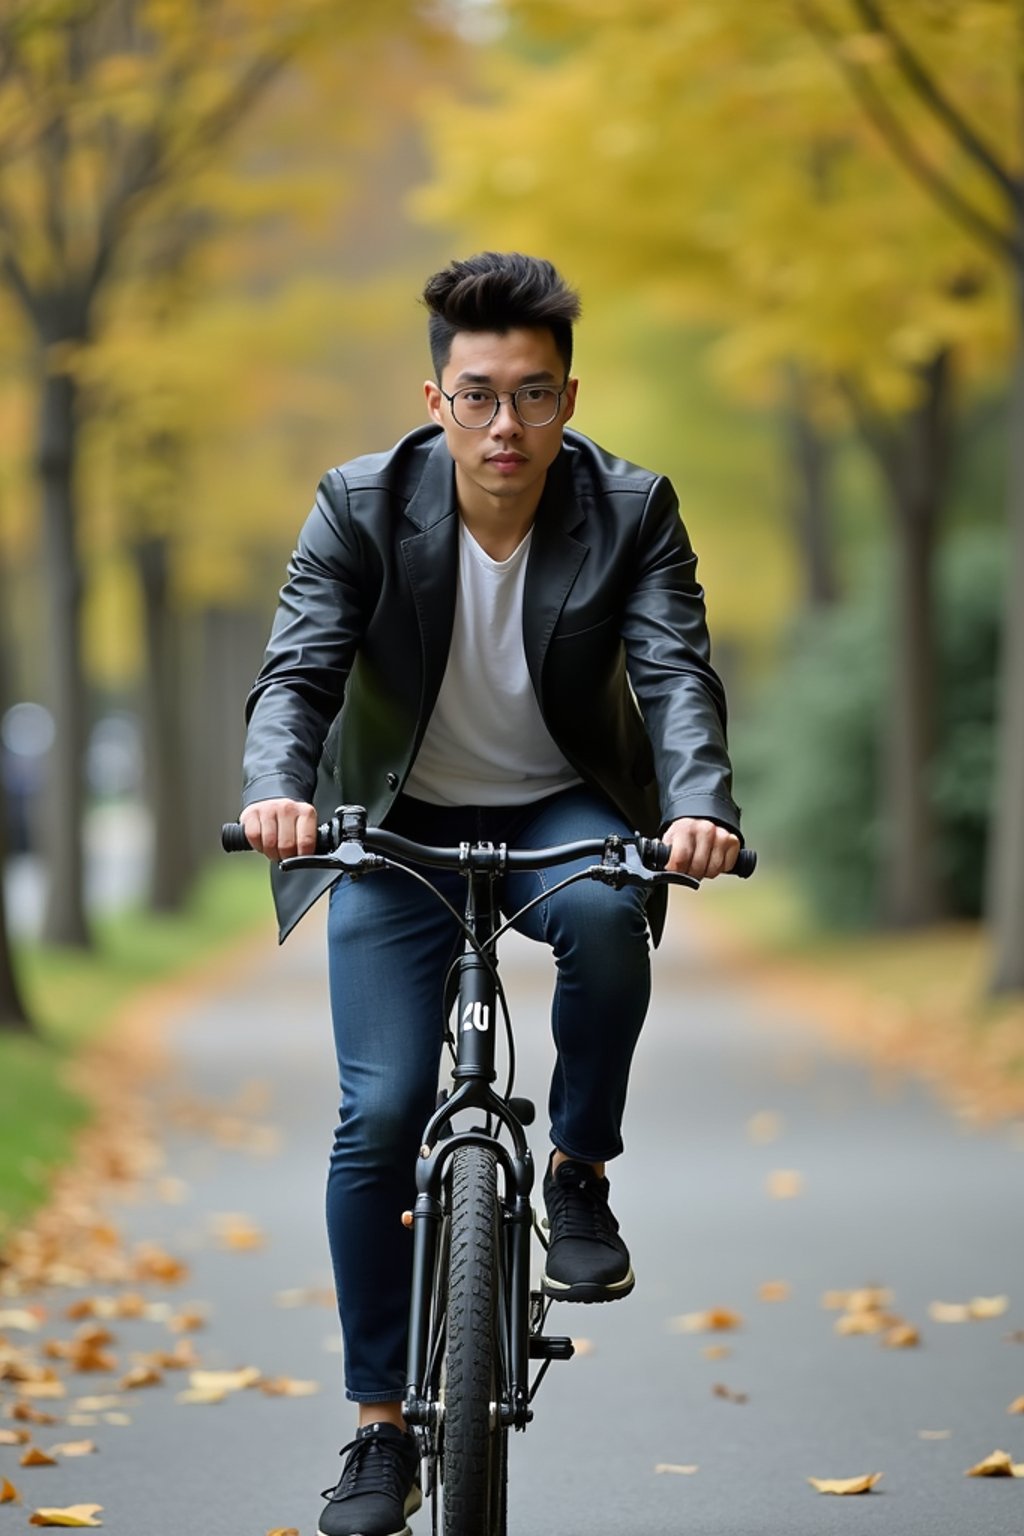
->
[317,1485,422,1536]
[540,1268,635,1303]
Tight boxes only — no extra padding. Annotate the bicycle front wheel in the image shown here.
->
[441,1144,508,1536]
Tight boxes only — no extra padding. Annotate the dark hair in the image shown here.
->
[422,252,581,380]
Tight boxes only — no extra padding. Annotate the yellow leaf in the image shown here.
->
[808,1473,882,1495]
[0,1429,31,1445]
[700,1344,731,1360]
[766,1169,803,1199]
[669,1307,743,1334]
[187,1366,262,1394]
[965,1449,1024,1477]
[0,1309,42,1332]
[758,1280,791,1302]
[46,1442,97,1458]
[20,1447,58,1467]
[118,1366,163,1390]
[259,1378,320,1398]
[1,1477,20,1503]
[654,1464,698,1475]
[746,1110,783,1144]
[918,1430,951,1440]
[881,1323,920,1349]
[968,1295,1009,1319]
[28,1507,103,1527]
[1008,1396,1024,1415]
[266,1529,300,1535]
[929,1300,972,1323]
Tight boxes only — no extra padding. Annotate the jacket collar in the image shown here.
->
[401,429,585,536]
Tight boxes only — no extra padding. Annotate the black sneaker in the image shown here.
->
[541,1157,635,1303]
[318,1421,422,1536]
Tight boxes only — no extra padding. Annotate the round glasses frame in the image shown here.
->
[438,381,569,430]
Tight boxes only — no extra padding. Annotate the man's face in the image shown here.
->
[424,327,577,519]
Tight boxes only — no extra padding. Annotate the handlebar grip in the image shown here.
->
[221,822,254,852]
[638,837,757,878]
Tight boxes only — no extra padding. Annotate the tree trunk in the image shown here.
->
[869,352,952,928]
[985,258,1024,992]
[37,365,91,947]
[784,364,840,608]
[135,534,197,912]
[0,600,33,1030]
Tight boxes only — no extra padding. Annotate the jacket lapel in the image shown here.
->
[523,445,587,703]
[401,434,459,721]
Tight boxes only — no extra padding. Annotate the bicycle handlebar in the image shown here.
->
[221,809,757,880]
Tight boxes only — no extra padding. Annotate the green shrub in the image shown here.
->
[735,529,1002,928]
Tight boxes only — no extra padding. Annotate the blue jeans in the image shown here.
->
[325,786,651,1402]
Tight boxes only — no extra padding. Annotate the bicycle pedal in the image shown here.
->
[528,1335,575,1361]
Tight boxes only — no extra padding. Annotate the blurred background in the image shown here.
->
[0,0,1020,1033]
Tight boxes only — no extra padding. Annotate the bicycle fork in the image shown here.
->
[403,863,571,1435]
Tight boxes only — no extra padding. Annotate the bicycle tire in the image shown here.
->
[439,1144,508,1536]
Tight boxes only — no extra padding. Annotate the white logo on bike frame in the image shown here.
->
[461,1001,490,1032]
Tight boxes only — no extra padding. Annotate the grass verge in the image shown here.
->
[0,858,272,1240]
[695,869,1024,1123]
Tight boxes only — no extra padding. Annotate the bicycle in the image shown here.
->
[223,803,755,1536]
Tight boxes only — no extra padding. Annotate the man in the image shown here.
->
[240,252,741,1536]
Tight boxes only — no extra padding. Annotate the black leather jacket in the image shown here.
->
[242,425,741,941]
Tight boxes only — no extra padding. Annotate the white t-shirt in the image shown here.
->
[403,522,582,807]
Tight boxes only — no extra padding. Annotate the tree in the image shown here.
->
[795,0,1022,986]
[415,0,1011,929]
[0,0,437,943]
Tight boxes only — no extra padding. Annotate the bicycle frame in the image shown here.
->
[403,856,540,1435]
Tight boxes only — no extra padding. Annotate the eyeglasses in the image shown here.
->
[438,381,568,429]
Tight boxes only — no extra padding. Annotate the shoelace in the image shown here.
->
[547,1171,621,1247]
[322,1433,411,1505]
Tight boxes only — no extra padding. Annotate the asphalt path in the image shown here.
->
[4,884,1022,1536]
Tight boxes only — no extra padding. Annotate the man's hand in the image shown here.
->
[662,817,740,879]
[240,799,318,861]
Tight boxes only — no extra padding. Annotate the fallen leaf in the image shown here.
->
[969,1295,1009,1319]
[46,1443,97,1458]
[919,1430,952,1440]
[821,1286,893,1312]
[210,1214,266,1252]
[20,1448,58,1467]
[929,1297,1009,1323]
[700,1344,731,1360]
[73,1397,120,1413]
[0,1310,42,1332]
[102,1414,130,1427]
[20,1381,67,1400]
[187,1366,261,1395]
[654,1463,698,1475]
[766,1169,804,1199]
[669,1308,743,1334]
[259,1378,320,1398]
[175,1386,227,1406]
[10,1404,60,1426]
[1,1477,20,1503]
[965,1449,1024,1477]
[28,1505,103,1527]
[808,1473,882,1495]
[881,1323,920,1349]
[119,1365,163,1391]
[273,1288,334,1310]
[758,1280,791,1303]
[835,1311,890,1337]
[1008,1397,1024,1414]
[167,1308,206,1334]
[266,1529,300,1535]
[711,1382,748,1404]
[746,1111,783,1144]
